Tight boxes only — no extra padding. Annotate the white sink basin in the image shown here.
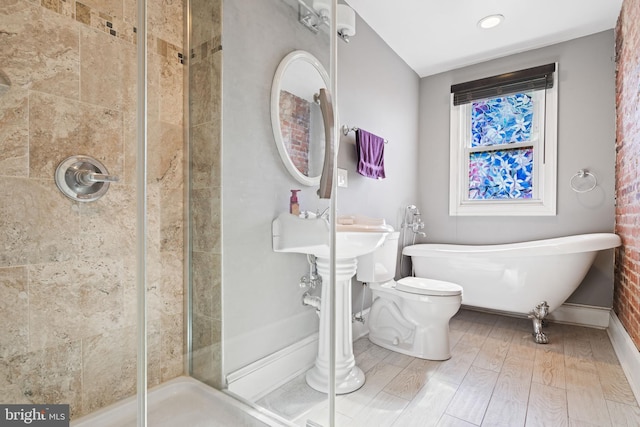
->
[272,213,389,259]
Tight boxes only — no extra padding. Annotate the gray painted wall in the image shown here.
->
[337,13,421,310]
[222,0,418,372]
[222,0,329,373]
[417,30,617,307]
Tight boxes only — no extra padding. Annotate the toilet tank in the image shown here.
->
[357,231,400,283]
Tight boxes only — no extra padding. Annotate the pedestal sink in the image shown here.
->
[272,213,391,394]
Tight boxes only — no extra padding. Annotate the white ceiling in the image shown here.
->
[346,0,623,78]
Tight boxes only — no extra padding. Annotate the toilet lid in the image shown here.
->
[396,277,463,296]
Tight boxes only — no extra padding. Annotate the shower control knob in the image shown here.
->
[76,171,119,186]
[55,155,120,202]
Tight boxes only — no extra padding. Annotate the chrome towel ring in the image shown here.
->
[570,169,597,193]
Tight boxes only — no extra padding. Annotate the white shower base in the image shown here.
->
[71,376,287,427]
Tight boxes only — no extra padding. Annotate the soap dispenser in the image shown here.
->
[290,189,301,215]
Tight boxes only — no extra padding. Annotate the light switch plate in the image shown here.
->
[337,168,348,188]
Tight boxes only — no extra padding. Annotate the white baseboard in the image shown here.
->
[547,303,611,328]
[225,310,372,402]
[465,302,611,329]
[226,333,318,402]
[607,311,640,404]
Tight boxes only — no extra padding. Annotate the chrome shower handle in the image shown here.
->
[76,171,119,186]
[55,155,119,202]
[315,88,335,199]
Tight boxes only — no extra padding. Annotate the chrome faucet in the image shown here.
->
[402,205,426,237]
[317,206,330,220]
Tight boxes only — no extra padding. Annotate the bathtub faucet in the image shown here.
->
[411,212,426,237]
[403,205,426,237]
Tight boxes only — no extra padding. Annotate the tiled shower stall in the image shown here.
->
[0,0,189,417]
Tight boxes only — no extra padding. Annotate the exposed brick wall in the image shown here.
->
[614,0,640,350]
[279,90,311,175]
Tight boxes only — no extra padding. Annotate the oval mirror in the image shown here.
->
[271,50,330,186]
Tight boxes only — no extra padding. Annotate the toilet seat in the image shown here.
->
[396,277,462,296]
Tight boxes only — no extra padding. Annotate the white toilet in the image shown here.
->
[358,232,463,360]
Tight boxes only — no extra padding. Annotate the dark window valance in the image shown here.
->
[451,63,556,106]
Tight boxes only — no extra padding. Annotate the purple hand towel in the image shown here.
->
[356,129,386,179]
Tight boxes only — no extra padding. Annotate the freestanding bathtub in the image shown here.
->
[402,233,621,316]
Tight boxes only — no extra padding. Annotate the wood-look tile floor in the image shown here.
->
[256,309,640,426]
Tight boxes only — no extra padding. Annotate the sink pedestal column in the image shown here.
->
[305,257,364,394]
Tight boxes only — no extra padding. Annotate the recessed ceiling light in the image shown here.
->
[478,14,504,29]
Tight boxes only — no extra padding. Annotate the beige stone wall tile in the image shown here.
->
[80,27,136,112]
[0,341,83,417]
[0,267,28,359]
[77,100,124,171]
[191,187,221,253]
[189,50,221,126]
[28,258,125,351]
[160,312,184,381]
[192,312,213,352]
[0,87,29,176]
[29,91,79,177]
[147,52,162,122]
[42,0,61,13]
[160,58,184,127]
[160,251,184,316]
[121,254,138,327]
[161,182,184,252]
[191,341,223,389]
[191,315,222,388]
[192,251,219,318]
[150,122,183,184]
[0,0,80,99]
[0,177,79,267]
[75,2,91,25]
[146,320,163,387]
[122,53,161,186]
[143,183,164,320]
[190,119,221,190]
[190,0,221,48]
[145,314,183,386]
[29,91,123,179]
[78,183,136,259]
[122,0,136,27]
[148,0,183,48]
[60,0,76,20]
[157,136,184,252]
[79,0,123,20]
[81,326,136,414]
[121,105,138,185]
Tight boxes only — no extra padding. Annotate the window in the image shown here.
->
[449,63,558,216]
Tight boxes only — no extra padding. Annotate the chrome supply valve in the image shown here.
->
[299,273,322,290]
[300,254,322,290]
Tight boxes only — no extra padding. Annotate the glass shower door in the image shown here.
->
[187,0,339,425]
[0,0,188,423]
[0,0,151,423]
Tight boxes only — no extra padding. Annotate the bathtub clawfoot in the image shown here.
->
[529,301,549,344]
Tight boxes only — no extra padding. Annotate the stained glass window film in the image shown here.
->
[467,93,534,200]
[471,93,533,147]
[468,148,533,200]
